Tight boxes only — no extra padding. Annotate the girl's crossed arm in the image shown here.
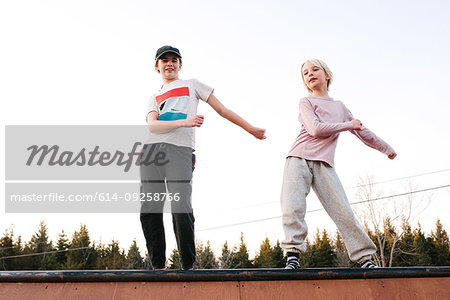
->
[299,98,354,137]
[345,107,397,159]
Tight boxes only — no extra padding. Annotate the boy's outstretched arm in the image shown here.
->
[146,111,204,134]
[207,93,266,140]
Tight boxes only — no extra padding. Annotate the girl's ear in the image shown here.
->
[155,62,160,73]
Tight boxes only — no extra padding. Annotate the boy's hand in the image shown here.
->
[388,152,397,160]
[185,115,204,127]
[351,119,362,130]
[249,127,266,140]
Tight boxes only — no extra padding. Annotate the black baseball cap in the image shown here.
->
[155,45,182,61]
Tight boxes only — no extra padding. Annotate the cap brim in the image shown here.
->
[155,50,182,61]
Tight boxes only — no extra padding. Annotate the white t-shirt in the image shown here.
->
[146,79,214,149]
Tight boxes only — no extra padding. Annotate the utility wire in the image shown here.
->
[0,246,91,260]
[347,168,450,189]
[0,239,67,251]
[197,184,450,232]
[0,232,70,251]
[1,169,449,252]
[201,168,450,215]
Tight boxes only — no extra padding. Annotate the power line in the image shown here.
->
[0,246,91,260]
[200,168,450,215]
[197,184,450,232]
[347,168,450,189]
[1,169,449,251]
[0,232,70,251]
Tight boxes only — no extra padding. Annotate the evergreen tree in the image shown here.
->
[383,217,401,267]
[168,249,181,269]
[334,231,352,267]
[253,238,285,268]
[271,240,286,268]
[0,228,22,270]
[366,226,385,267]
[233,233,253,268]
[65,224,96,269]
[367,217,394,267]
[218,241,236,269]
[430,219,450,266]
[28,221,55,270]
[394,220,416,266]
[3,217,447,271]
[11,236,25,270]
[54,230,69,269]
[104,240,127,269]
[143,252,152,270]
[0,229,14,270]
[298,239,313,268]
[195,241,218,269]
[253,237,273,268]
[309,229,335,267]
[412,223,433,266]
[126,240,144,269]
[95,242,108,270]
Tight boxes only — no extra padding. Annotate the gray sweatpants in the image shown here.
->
[280,157,376,263]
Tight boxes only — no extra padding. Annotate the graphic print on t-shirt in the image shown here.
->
[155,87,189,121]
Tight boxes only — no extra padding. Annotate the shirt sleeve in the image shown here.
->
[344,105,395,155]
[299,97,353,137]
[147,96,158,113]
[145,96,158,121]
[191,78,214,102]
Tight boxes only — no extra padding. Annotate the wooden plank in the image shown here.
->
[0,281,240,300]
[1,269,449,300]
[239,278,450,300]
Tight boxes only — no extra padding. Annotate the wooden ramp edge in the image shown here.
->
[0,267,449,300]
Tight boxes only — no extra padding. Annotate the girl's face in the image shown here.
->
[155,54,182,83]
[302,61,329,93]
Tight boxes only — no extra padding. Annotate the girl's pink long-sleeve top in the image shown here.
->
[287,96,394,168]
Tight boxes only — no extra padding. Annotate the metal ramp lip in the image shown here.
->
[1,267,449,283]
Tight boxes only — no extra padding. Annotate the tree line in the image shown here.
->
[0,218,449,270]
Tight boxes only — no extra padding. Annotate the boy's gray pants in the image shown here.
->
[280,157,376,263]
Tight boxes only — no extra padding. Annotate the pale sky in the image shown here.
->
[1,0,450,259]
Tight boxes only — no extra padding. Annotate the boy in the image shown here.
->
[140,45,265,270]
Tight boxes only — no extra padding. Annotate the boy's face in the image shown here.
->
[302,61,329,92]
[155,54,182,83]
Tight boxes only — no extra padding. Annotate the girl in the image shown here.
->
[281,59,396,269]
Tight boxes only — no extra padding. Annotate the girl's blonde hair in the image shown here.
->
[301,59,333,94]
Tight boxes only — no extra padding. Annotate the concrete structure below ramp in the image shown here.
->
[0,267,449,299]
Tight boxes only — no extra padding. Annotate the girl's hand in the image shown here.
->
[184,115,204,127]
[250,127,266,140]
[388,152,397,160]
[351,119,362,130]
